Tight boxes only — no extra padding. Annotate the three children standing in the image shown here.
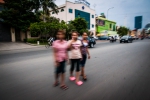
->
[52,30,91,90]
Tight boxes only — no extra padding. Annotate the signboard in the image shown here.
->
[96,19,105,26]
[75,0,90,7]
[135,16,142,29]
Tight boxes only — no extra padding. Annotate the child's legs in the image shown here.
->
[70,59,75,76]
[60,61,66,86]
[54,63,60,83]
[75,59,81,82]
[81,54,87,77]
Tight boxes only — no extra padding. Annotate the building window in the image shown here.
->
[69,8,73,13]
[113,25,116,31]
[92,15,94,18]
[61,9,64,12]
[52,12,55,14]
[110,24,112,28]
[92,24,94,28]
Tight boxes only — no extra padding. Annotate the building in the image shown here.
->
[0,0,37,42]
[96,16,116,34]
[0,0,12,42]
[50,1,96,35]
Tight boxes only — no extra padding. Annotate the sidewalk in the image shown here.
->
[0,40,108,51]
[0,42,44,51]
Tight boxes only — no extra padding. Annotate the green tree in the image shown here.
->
[117,26,129,37]
[66,23,76,40]
[30,17,67,39]
[32,0,58,21]
[70,17,88,35]
[0,0,40,32]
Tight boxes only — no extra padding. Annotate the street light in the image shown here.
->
[107,7,114,19]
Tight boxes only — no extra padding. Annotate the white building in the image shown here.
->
[50,1,96,35]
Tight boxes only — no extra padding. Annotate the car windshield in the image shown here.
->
[121,36,128,39]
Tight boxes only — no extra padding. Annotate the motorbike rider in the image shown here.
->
[48,36,54,45]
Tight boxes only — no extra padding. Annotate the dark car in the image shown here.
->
[120,36,133,43]
[78,36,96,48]
[88,37,96,48]
[99,36,109,40]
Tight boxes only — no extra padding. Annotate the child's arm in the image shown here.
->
[86,47,90,59]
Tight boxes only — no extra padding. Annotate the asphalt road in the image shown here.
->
[0,39,150,100]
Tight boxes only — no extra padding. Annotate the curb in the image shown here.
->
[0,43,45,52]
[26,42,43,46]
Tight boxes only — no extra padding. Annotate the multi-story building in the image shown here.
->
[96,16,117,34]
[50,0,96,35]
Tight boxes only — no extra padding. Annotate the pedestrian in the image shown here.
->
[68,31,83,86]
[52,30,69,90]
[80,32,90,81]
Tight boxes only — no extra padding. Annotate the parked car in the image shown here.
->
[88,37,96,48]
[99,36,109,40]
[120,36,133,43]
[78,36,96,48]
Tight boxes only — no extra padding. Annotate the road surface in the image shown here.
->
[0,40,150,100]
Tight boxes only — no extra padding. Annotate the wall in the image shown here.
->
[50,4,66,21]
[27,31,41,39]
[20,31,25,41]
[11,28,15,42]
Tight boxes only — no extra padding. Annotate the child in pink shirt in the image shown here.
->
[52,30,69,90]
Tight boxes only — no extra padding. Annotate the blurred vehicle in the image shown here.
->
[109,36,116,43]
[98,36,109,40]
[131,36,139,40]
[120,36,133,43]
[88,37,96,48]
[78,36,82,40]
[145,36,150,39]
[144,23,150,34]
[78,36,96,48]
[93,36,98,40]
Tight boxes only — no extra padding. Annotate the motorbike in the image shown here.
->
[110,38,116,43]
[141,36,144,40]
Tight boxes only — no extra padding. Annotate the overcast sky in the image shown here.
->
[55,0,150,30]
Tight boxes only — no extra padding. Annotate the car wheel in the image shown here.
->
[120,41,122,43]
[90,43,94,48]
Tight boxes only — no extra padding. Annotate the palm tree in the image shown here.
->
[32,0,58,21]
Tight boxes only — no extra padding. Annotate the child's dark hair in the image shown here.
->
[82,32,88,35]
[57,30,65,35]
[72,31,79,35]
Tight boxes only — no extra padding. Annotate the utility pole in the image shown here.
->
[107,7,114,19]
